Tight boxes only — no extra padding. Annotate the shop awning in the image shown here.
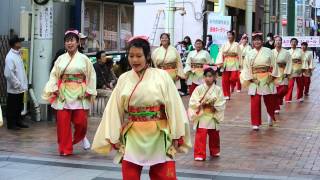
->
[209,0,256,12]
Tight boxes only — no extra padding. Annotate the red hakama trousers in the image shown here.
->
[231,71,241,92]
[285,77,304,101]
[275,85,288,110]
[251,94,276,126]
[189,83,198,95]
[302,75,311,96]
[194,128,220,159]
[122,160,177,180]
[222,71,238,97]
[56,109,88,155]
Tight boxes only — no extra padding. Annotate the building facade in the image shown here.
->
[133,0,204,47]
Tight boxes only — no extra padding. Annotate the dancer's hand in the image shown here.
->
[173,137,184,149]
[211,106,216,113]
[173,139,179,149]
[111,142,121,150]
[185,73,189,79]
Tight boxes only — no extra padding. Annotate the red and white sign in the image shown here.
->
[207,13,232,45]
[282,36,320,47]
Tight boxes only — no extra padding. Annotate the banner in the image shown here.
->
[316,0,320,8]
[282,36,320,47]
[207,13,232,45]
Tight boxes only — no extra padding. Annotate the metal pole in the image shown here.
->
[203,0,208,43]
[219,0,225,15]
[287,0,295,35]
[275,0,279,35]
[29,2,35,83]
[302,0,306,36]
[166,0,175,44]
[33,0,54,121]
[264,0,270,38]
[246,0,253,43]
[28,1,41,122]
[315,7,317,36]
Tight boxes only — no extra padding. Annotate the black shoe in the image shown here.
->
[7,126,21,130]
[17,123,29,128]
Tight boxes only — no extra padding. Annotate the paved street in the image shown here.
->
[1,65,320,180]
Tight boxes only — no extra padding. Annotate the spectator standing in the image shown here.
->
[4,36,29,130]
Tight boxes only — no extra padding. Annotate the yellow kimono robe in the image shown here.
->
[241,47,280,95]
[92,68,191,166]
[289,48,303,78]
[184,50,211,85]
[42,51,97,110]
[272,48,292,86]
[152,45,185,80]
[301,51,315,77]
[188,84,225,130]
[216,41,242,71]
[239,44,252,68]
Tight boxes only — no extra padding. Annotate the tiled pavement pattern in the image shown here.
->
[0,154,316,180]
[1,64,320,179]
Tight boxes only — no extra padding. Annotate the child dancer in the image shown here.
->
[189,65,226,161]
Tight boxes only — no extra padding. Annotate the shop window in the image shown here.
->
[84,2,101,53]
[104,4,119,51]
[83,1,133,53]
[120,5,133,50]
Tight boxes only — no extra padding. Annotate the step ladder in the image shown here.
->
[149,10,165,46]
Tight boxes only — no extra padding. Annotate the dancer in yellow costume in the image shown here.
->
[152,33,185,89]
[92,36,191,180]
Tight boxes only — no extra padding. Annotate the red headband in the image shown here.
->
[241,34,248,39]
[65,30,79,36]
[252,32,263,37]
[203,64,218,71]
[128,35,149,43]
[274,35,280,39]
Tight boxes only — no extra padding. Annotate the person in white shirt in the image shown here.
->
[4,36,29,130]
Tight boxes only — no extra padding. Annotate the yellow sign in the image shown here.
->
[21,47,29,75]
[20,47,29,103]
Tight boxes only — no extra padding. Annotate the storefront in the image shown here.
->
[81,0,134,54]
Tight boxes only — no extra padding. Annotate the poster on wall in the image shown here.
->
[282,36,320,47]
[35,4,53,39]
[207,12,231,45]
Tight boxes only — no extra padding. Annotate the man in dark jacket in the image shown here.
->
[264,32,275,49]
[93,51,117,89]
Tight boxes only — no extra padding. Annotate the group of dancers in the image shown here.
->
[218,31,314,130]
[42,29,314,180]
